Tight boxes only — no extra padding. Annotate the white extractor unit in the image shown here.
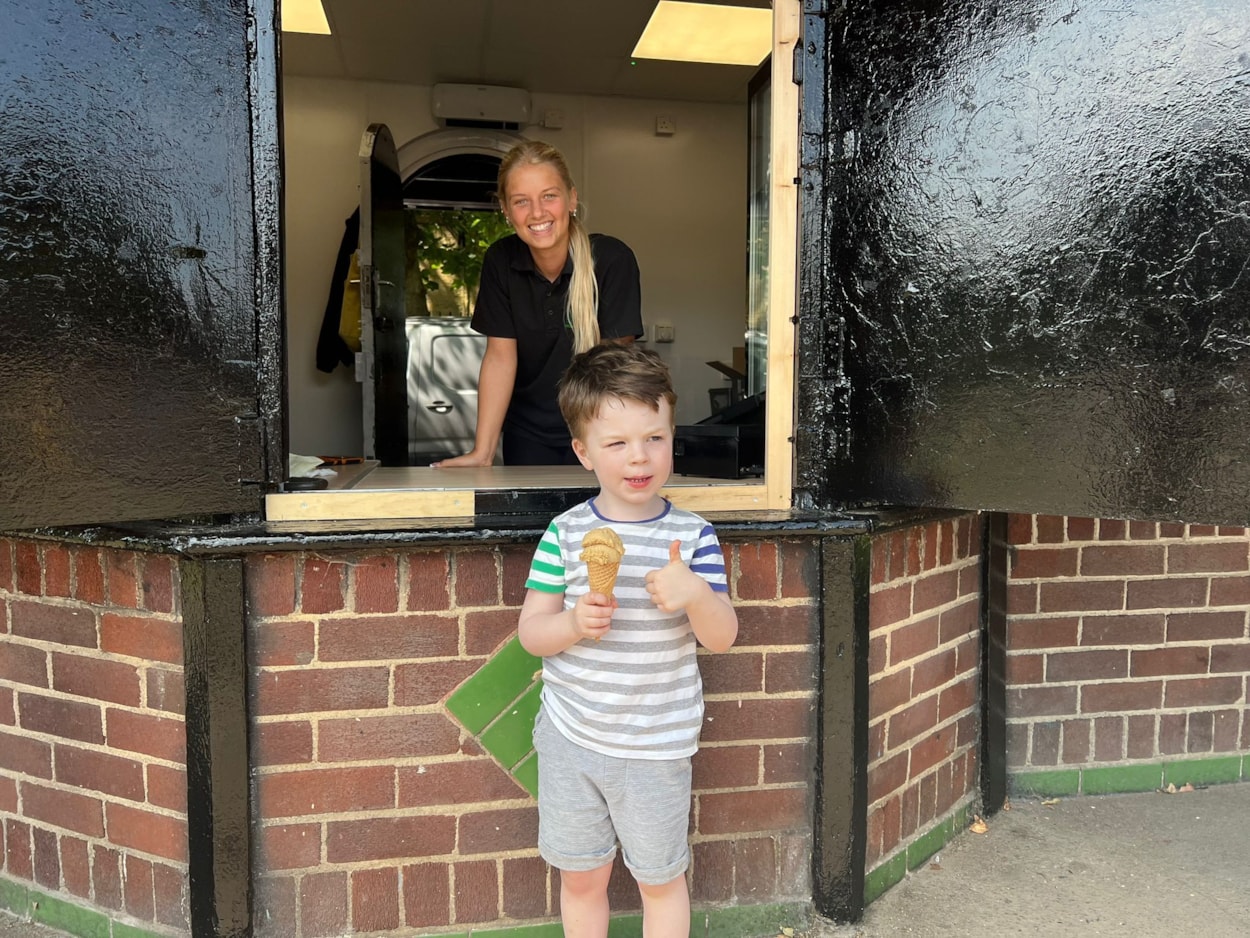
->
[430,83,532,128]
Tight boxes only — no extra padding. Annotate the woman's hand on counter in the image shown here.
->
[431,450,495,468]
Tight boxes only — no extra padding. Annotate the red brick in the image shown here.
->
[889,616,939,667]
[1007,582,1038,614]
[1187,711,1214,752]
[501,546,535,606]
[732,542,778,601]
[702,651,764,695]
[889,532,908,579]
[1099,520,1126,541]
[1126,714,1155,759]
[253,666,390,716]
[140,555,176,614]
[21,782,104,837]
[909,725,957,778]
[1006,653,1044,685]
[253,720,314,767]
[696,745,766,795]
[938,676,977,722]
[781,540,818,598]
[459,806,539,854]
[15,543,41,594]
[255,876,296,933]
[301,871,348,938]
[104,709,185,763]
[256,766,396,818]
[146,668,185,715]
[1008,616,1079,649]
[258,823,321,870]
[864,806,883,866]
[870,583,911,630]
[1131,646,1209,677]
[107,802,187,862]
[1209,576,1250,606]
[9,601,97,648]
[71,547,106,605]
[19,692,104,744]
[100,614,182,665]
[252,620,315,667]
[1218,526,1247,537]
[958,563,980,598]
[1040,580,1124,613]
[913,570,959,614]
[153,863,188,930]
[146,764,187,813]
[1188,524,1218,537]
[1036,515,1065,544]
[1126,521,1157,540]
[320,713,459,761]
[870,669,911,719]
[870,536,890,586]
[403,862,451,928]
[1081,613,1165,646]
[1158,713,1187,754]
[248,554,297,617]
[904,530,922,578]
[351,866,400,932]
[704,696,814,743]
[1211,643,1250,672]
[1093,716,1124,761]
[4,819,31,879]
[735,604,817,647]
[869,635,887,674]
[54,745,144,801]
[0,688,17,726]
[887,698,938,750]
[920,523,939,573]
[1126,577,1210,609]
[0,540,13,593]
[1158,522,1186,538]
[1166,610,1247,642]
[1164,676,1242,708]
[1081,680,1163,713]
[326,815,456,862]
[698,787,807,834]
[453,859,499,923]
[463,609,521,656]
[763,650,816,694]
[1030,722,1059,765]
[869,751,909,804]
[453,550,501,607]
[502,855,549,918]
[1213,709,1240,751]
[737,836,780,899]
[92,845,123,911]
[1061,720,1090,764]
[1168,542,1249,574]
[0,641,48,688]
[105,551,139,608]
[60,836,91,899]
[763,743,809,785]
[51,653,141,706]
[1008,685,1078,718]
[912,649,957,696]
[1080,545,1164,577]
[319,615,457,661]
[939,601,978,644]
[399,758,533,807]
[301,557,346,614]
[1010,547,1078,579]
[1006,514,1034,545]
[42,546,71,599]
[32,826,59,889]
[1066,517,1096,541]
[393,660,479,707]
[122,853,154,921]
[406,552,452,611]
[350,555,399,614]
[1046,649,1128,682]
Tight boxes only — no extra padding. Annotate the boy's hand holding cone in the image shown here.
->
[580,527,625,601]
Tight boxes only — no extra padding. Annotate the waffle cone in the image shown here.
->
[587,559,621,600]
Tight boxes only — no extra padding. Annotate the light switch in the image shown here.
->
[655,322,675,343]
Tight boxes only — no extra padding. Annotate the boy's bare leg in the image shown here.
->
[559,862,614,938]
[638,873,691,938]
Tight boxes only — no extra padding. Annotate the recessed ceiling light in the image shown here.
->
[632,1,770,67]
[282,0,331,35]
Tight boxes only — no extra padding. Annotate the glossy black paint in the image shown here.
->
[0,0,283,529]
[980,512,1009,815]
[799,0,1250,524]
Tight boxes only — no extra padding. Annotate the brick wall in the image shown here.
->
[865,516,982,888]
[247,535,820,936]
[0,537,188,932]
[1005,515,1250,781]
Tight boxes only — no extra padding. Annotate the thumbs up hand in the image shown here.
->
[645,540,708,613]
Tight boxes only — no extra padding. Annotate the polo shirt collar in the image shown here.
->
[509,241,575,280]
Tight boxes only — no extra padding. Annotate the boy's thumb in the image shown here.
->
[669,540,683,564]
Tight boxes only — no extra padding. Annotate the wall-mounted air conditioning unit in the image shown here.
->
[430,84,532,129]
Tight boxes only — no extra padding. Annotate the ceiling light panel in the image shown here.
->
[631,1,770,67]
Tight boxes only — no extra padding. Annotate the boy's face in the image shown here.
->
[571,396,674,521]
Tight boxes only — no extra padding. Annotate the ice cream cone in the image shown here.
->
[586,558,620,601]
[580,527,625,604]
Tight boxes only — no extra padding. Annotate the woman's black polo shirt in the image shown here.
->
[471,232,643,447]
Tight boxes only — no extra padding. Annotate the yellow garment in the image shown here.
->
[339,251,362,352]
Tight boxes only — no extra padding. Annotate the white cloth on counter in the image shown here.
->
[288,453,338,478]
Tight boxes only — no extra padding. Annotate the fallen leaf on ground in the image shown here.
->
[1041,798,1060,806]
[1002,798,1012,811]
[1178,782,1194,792]
[970,815,989,834]
[780,928,795,937]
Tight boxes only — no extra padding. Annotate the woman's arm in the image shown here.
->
[431,336,516,468]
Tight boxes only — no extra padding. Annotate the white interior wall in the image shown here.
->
[283,76,748,456]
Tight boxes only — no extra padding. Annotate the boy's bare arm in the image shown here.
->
[645,541,739,653]
[518,587,615,655]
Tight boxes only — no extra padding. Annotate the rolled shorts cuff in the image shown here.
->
[625,848,690,887]
[537,839,616,873]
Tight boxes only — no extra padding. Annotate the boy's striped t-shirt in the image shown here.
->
[524,498,729,760]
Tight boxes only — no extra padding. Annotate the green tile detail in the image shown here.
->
[1081,763,1164,795]
[30,892,110,938]
[702,902,808,938]
[606,913,643,938]
[1163,755,1242,788]
[1011,768,1081,797]
[0,878,31,917]
[863,852,907,906]
[445,636,541,734]
[480,681,543,769]
[513,750,540,798]
[906,816,952,870]
[112,924,166,938]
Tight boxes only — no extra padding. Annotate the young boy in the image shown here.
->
[520,343,738,938]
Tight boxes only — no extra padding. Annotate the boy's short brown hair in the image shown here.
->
[558,343,678,440]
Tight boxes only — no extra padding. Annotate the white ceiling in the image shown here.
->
[280,0,771,104]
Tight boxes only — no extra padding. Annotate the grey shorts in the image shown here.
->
[532,708,692,886]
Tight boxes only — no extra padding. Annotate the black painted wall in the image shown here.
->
[798,0,1250,525]
[0,0,283,530]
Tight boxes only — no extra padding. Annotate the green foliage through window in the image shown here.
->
[405,208,513,318]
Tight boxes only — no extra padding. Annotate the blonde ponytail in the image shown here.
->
[566,214,600,354]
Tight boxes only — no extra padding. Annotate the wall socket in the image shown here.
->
[655,115,676,136]
[654,322,675,342]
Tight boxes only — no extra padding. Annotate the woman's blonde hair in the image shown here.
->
[498,141,600,353]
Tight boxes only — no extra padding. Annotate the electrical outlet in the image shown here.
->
[655,115,676,136]
[655,322,675,343]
